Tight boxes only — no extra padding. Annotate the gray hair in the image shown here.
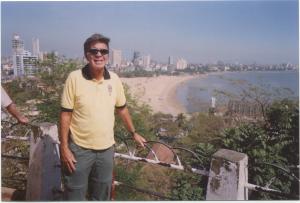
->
[84,33,110,58]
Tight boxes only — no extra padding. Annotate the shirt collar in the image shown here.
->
[81,64,111,80]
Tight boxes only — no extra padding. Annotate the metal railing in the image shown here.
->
[115,138,210,176]
[244,162,299,199]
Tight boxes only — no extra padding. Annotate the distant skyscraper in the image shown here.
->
[133,51,140,61]
[142,55,151,69]
[168,56,173,65]
[132,51,141,66]
[12,54,23,76]
[12,34,24,54]
[176,58,188,70]
[12,34,25,76]
[12,34,38,77]
[32,37,40,57]
[111,49,122,68]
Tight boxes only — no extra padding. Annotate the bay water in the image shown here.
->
[176,71,299,113]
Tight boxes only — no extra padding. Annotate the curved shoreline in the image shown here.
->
[121,71,298,116]
[121,75,201,116]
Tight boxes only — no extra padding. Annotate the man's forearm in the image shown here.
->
[116,107,135,134]
[60,111,72,147]
[117,106,146,147]
[59,111,77,173]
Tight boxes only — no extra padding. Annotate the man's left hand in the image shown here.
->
[133,133,146,148]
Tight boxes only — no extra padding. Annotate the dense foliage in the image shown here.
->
[222,99,299,199]
[118,69,154,78]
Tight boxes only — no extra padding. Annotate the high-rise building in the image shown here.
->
[168,56,173,65]
[111,49,122,68]
[32,37,40,57]
[12,34,24,54]
[12,34,25,76]
[176,58,188,70]
[142,55,151,69]
[133,51,140,61]
[132,51,141,66]
[12,54,23,76]
[12,34,38,77]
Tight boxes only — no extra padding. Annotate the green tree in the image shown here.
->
[178,113,225,146]
[222,99,299,199]
[171,173,205,200]
[35,58,79,123]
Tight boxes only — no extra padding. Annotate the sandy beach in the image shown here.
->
[121,75,203,116]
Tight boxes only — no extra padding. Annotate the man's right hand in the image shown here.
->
[60,145,77,173]
[17,115,29,125]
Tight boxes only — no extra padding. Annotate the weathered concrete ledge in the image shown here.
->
[26,122,61,201]
[206,148,248,200]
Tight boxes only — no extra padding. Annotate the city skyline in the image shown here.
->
[1,1,299,64]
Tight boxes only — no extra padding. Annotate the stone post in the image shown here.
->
[206,148,248,200]
[26,122,62,200]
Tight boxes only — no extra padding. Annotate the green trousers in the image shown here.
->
[63,141,114,201]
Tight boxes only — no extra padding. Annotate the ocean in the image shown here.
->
[176,71,299,113]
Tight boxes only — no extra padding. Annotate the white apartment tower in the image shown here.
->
[142,55,151,69]
[12,34,38,76]
[111,49,122,68]
[32,37,44,60]
[168,56,173,65]
[32,37,40,56]
[176,58,188,70]
[12,34,24,54]
[12,34,25,76]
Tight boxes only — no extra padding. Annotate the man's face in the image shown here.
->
[86,42,109,71]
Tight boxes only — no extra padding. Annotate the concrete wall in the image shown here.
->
[26,123,61,201]
[206,148,248,200]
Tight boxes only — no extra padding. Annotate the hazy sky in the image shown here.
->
[1,1,299,64]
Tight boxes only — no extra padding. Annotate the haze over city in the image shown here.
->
[1,1,299,64]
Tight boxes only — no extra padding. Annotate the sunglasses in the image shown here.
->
[88,48,109,56]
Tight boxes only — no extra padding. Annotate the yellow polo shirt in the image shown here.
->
[61,66,126,150]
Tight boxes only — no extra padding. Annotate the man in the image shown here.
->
[60,33,146,200]
[1,85,29,124]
